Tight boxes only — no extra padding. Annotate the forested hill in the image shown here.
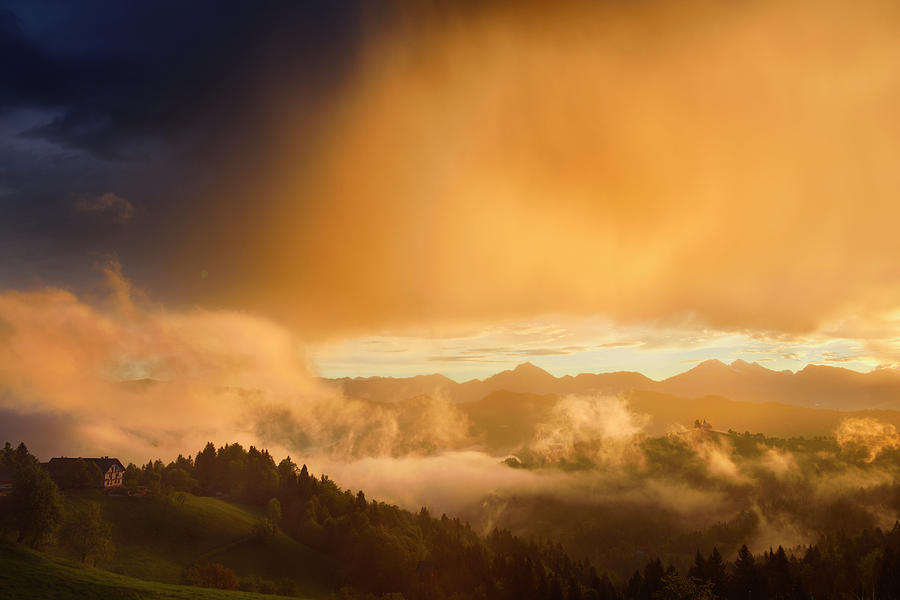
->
[134,441,900,600]
[157,442,603,599]
[1,441,603,599]
[5,440,900,599]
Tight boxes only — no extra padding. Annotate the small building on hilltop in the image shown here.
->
[45,456,125,489]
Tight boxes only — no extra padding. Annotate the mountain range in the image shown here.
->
[323,359,900,411]
[319,360,900,448]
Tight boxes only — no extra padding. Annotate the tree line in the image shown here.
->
[124,441,900,599]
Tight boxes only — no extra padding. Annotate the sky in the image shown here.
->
[4,0,900,397]
[310,317,880,382]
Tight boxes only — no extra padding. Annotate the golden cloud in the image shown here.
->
[0,261,470,462]
[836,417,900,462]
[181,0,900,339]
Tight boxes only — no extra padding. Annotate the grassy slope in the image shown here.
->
[0,542,300,600]
[60,491,338,598]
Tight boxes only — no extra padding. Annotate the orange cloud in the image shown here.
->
[0,262,469,462]
[176,0,900,340]
[836,417,900,462]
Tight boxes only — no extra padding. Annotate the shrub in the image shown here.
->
[184,562,239,590]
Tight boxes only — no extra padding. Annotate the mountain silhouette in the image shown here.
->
[326,360,900,410]
[660,359,900,410]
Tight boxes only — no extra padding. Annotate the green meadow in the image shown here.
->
[45,490,337,598]
[0,541,303,600]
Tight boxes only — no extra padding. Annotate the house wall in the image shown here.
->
[104,466,124,487]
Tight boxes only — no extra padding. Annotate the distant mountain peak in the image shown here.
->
[680,358,776,376]
[693,358,726,369]
[660,359,732,381]
[512,361,548,374]
[483,361,555,386]
[799,363,840,373]
[729,359,771,372]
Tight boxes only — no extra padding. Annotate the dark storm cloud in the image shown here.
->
[0,0,367,292]
[1,1,362,159]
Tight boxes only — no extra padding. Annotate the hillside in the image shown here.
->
[461,390,559,453]
[60,491,337,597]
[458,388,900,450]
[0,541,300,600]
[1,442,605,600]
